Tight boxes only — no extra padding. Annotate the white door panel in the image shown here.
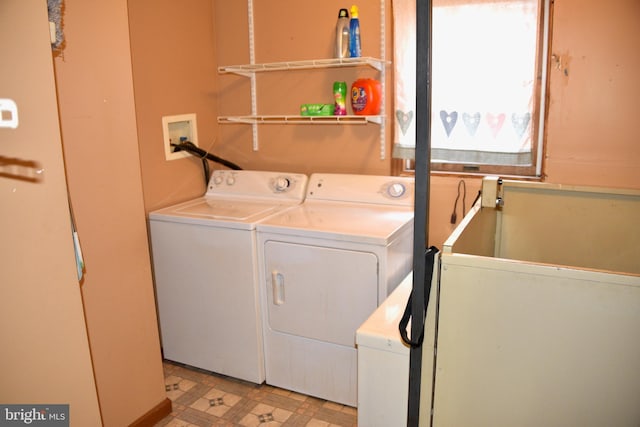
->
[149,220,264,382]
[264,241,378,347]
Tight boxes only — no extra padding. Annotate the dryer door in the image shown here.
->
[264,241,378,347]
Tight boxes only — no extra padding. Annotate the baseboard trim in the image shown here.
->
[129,397,172,427]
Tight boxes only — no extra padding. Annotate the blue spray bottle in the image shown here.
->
[349,5,361,58]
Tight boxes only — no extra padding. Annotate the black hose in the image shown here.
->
[171,141,243,171]
[202,158,210,185]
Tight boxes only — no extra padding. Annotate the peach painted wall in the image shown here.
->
[427,176,482,248]
[544,0,640,189]
[129,0,220,212]
[53,0,167,425]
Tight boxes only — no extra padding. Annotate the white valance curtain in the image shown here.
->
[391,0,417,159]
[392,0,538,165]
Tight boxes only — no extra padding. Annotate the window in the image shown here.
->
[392,0,550,177]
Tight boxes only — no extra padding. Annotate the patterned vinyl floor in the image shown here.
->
[156,361,357,427]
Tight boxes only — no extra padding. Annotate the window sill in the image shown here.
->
[430,170,544,181]
[393,168,544,182]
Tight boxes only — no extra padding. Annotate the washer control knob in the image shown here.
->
[387,182,406,198]
[274,176,291,192]
[226,176,236,186]
[213,175,224,185]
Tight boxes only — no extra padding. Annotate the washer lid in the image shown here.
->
[149,197,294,229]
[176,198,280,220]
[256,200,414,245]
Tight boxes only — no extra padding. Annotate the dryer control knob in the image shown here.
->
[213,175,224,185]
[387,182,407,198]
[226,176,236,186]
[274,177,291,192]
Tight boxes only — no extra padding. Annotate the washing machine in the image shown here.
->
[148,170,308,383]
[255,173,415,406]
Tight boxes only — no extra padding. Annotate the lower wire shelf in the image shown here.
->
[217,115,383,125]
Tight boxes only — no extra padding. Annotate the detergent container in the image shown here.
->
[351,78,381,115]
[334,81,348,116]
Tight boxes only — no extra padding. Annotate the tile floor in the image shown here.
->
[156,361,357,427]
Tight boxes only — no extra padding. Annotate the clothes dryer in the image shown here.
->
[148,170,308,383]
[256,173,414,406]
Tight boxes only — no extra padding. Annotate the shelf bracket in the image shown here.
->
[248,0,259,151]
[380,0,386,160]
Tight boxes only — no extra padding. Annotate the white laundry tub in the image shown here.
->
[431,178,640,427]
[357,178,640,427]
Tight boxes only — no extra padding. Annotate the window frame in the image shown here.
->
[393,0,552,179]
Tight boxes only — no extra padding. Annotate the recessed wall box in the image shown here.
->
[0,98,19,129]
[162,114,198,161]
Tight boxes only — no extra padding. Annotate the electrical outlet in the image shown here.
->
[162,113,198,161]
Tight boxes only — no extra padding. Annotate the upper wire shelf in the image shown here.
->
[218,57,388,75]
